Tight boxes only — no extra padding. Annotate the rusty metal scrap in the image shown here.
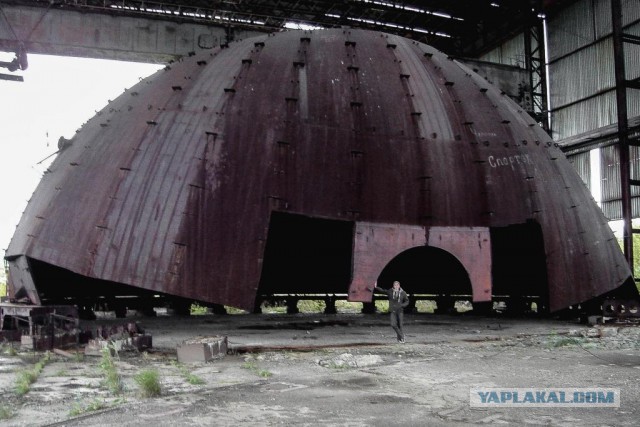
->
[4,29,637,313]
[83,321,151,355]
[0,303,79,350]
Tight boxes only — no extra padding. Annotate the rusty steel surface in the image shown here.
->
[349,222,426,302]
[5,29,637,312]
[427,227,492,303]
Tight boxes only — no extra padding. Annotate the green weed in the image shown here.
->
[374,300,389,313]
[190,303,208,315]
[186,373,206,385]
[224,306,248,315]
[1,343,17,356]
[325,361,351,370]
[297,300,325,313]
[68,399,107,417]
[335,300,362,313]
[134,369,162,398]
[242,360,273,378]
[0,405,14,420]
[258,369,273,378]
[172,360,206,385]
[99,347,123,395]
[242,360,257,370]
[548,336,583,348]
[415,300,436,313]
[14,351,51,396]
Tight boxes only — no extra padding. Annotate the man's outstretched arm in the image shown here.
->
[367,284,386,293]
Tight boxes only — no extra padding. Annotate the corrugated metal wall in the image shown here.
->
[548,0,640,141]
[567,151,592,191]
[480,33,526,67]
[547,0,640,220]
[482,2,640,221]
[600,145,640,219]
[553,92,618,138]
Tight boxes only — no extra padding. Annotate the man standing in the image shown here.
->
[370,281,410,343]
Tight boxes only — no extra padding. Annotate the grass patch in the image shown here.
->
[99,347,123,395]
[260,302,287,314]
[190,302,248,315]
[1,343,18,356]
[550,337,577,347]
[15,351,51,396]
[335,300,362,313]
[190,303,208,315]
[225,306,248,314]
[186,372,206,385]
[325,361,351,370]
[134,369,162,398]
[171,360,206,385]
[69,399,108,417]
[242,360,272,378]
[374,300,389,313]
[415,300,436,313]
[257,369,272,378]
[547,334,588,348]
[297,300,325,313]
[0,405,14,420]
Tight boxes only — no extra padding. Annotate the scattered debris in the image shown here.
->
[317,353,383,368]
[52,348,76,358]
[84,322,152,356]
[231,342,385,354]
[0,303,78,350]
[177,336,228,363]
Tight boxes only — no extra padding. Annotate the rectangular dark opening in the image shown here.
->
[490,220,549,302]
[258,212,354,295]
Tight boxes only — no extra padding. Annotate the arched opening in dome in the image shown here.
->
[257,212,355,296]
[376,246,473,301]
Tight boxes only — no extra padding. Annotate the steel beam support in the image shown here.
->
[0,4,263,63]
[611,0,633,273]
[523,1,548,132]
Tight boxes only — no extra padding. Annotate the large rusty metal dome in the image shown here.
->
[5,29,637,313]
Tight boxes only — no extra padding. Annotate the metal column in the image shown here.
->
[611,0,640,275]
[523,0,549,132]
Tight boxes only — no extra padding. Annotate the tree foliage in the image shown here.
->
[0,269,6,297]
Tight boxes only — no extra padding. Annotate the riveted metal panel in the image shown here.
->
[6,29,634,312]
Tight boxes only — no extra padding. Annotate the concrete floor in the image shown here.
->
[1,311,639,426]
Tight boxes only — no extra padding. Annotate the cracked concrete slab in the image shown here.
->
[0,312,638,426]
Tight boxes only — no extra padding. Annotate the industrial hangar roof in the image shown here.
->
[8,0,572,57]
